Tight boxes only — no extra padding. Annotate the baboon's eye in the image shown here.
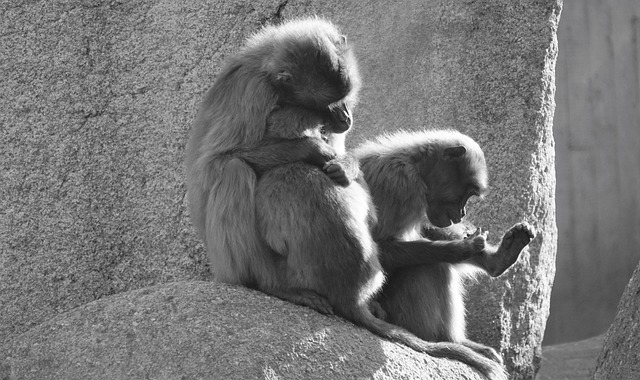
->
[340,35,347,44]
[277,71,293,83]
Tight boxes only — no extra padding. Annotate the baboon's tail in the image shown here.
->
[347,304,507,380]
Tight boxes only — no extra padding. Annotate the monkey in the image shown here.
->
[186,18,506,379]
[185,17,358,292]
[186,17,366,312]
[354,129,536,365]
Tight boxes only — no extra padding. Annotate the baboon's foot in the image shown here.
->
[486,222,536,277]
[461,339,503,365]
[369,300,387,320]
[270,288,334,315]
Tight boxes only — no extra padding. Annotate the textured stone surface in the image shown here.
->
[1,0,560,379]
[594,261,640,380]
[0,0,283,341]
[0,282,484,380]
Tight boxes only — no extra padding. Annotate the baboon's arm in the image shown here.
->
[378,237,484,273]
[323,154,361,186]
[233,137,335,176]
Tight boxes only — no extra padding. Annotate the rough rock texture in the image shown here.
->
[0,0,560,379]
[0,281,485,380]
[594,261,640,380]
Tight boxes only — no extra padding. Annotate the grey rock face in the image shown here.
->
[594,261,640,380]
[1,0,560,379]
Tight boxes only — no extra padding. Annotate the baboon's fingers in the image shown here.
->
[323,163,349,186]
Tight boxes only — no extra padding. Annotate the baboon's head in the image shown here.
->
[421,141,488,228]
[263,18,360,133]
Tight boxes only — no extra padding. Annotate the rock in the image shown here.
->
[594,261,640,379]
[0,282,485,380]
[0,0,560,379]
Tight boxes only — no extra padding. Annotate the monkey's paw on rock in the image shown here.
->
[1,281,492,380]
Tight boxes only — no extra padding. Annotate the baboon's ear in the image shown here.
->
[276,70,293,82]
[443,146,466,160]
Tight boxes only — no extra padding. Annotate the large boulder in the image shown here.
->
[0,0,560,379]
[594,261,640,379]
[0,281,485,380]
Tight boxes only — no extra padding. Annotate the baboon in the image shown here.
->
[356,129,536,364]
[186,18,506,379]
[185,17,359,290]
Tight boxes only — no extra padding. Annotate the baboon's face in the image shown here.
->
[270,33,359,134]
[426,188,477,228]
[423,147,487,228]
[324,101,352,133]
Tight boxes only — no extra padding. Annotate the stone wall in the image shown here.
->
[549,0,640,344]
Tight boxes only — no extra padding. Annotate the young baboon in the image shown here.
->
[186,18,506,379]
[355,129,536,364]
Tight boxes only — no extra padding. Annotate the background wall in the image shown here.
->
[547,0,640,344]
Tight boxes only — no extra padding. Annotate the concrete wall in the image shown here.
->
[547,0,640,344]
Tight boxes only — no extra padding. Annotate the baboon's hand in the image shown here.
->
[303,138,337,168]
[323,155,360,186]
[464,228,487,254]
[467,227,488,240]
[323,161,349,186]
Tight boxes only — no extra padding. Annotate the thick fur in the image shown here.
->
[186,18,358,288]
[356,129,536,373]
